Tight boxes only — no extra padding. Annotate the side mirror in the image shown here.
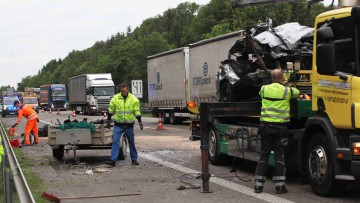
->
[317,27,334,43]
[317,43,336,75]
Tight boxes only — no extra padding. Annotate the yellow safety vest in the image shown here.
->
[0,136,4,164]
[108,92,141,124]
[260,83,300,123]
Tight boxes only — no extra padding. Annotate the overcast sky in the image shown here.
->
[0,0,336,89]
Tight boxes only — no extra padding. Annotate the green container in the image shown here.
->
[297,99,315,118]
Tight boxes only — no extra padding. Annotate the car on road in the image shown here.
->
[2,96,19,117]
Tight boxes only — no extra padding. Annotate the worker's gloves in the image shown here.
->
[139,121,143,131]
[12,124,17,128]
[106,119,113,129]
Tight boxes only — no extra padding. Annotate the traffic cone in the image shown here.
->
[41,108,44,113]
[57,109,60,115]
[103,111,107,118]
[157,113,164,130]
[72,110,76,118]
[49,108,52,114]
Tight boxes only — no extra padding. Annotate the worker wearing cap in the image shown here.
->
[13,100,39,145]
[254,69,299,194]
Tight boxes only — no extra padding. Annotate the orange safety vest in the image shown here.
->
[16,104,38,124]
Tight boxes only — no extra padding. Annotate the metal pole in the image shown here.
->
[200,102,212,193]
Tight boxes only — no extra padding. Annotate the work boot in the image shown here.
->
[131,160,139,165]
[254,186,263,193]
[276,186,288,194]
[105,160,115,167]
[24,140,31,146]
[35,137,39,144]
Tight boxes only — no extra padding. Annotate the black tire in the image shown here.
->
[162,112,169,124]
[208,126,226,165]
[220,81,233,102]
[53,146,64,161]
[169,112,178,125]
[118,133,128,160]
[306,133,343,196]
[2,114,5,118]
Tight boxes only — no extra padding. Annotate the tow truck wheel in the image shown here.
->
[208,126,225,165]
[118,133,128,160]
[220,81,233,102]
[306,133,342,196]
[169,112,178,125]
[52,146,64,161]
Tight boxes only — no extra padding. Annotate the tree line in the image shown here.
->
[14,0,330,102]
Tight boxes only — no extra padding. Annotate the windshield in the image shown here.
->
[93,87,114,96]
[3,98,18,105]
[23,98,38,104]
[52,90,66,96]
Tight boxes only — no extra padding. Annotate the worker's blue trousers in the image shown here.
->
[110,126,138,161]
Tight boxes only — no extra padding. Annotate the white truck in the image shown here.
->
[68,73,115,115]
[147,31,243,124]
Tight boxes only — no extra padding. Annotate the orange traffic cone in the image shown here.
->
[72,110,76,118]
[157,113,164,130]
[57,109,60,115]
[49,108,52,114]
[103,111,107,118]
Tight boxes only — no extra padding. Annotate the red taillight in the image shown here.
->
[353,142,360,155]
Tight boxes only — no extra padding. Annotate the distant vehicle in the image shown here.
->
[21,87,39,113]
[1,96,19,117]
[32,87,41,106]
[68,74,114,115]
[40,84,67,111]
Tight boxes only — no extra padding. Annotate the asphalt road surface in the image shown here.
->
[2,110,360,203]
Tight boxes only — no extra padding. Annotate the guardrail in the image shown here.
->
[1,122,35,203]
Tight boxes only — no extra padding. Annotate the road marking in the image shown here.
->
[139,152,294,203]
[40,120,52,125]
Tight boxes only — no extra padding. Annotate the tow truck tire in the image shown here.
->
[306,133,343,196]
[208,126,226,165]
[220,81,233,102]
[118,133,128,160]
[162,112,169,124]
[53,146,64,161]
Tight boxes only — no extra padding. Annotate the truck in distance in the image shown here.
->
[21,87,39,113]
[68,73,114,115]
[40,84,67,111]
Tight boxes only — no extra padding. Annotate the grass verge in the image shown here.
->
[0,125,48,203]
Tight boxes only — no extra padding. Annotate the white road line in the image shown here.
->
[39,120,52,125]
[139,152,294,203]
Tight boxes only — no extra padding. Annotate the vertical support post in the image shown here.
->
[5,168,13,203]
[200,102,212,193]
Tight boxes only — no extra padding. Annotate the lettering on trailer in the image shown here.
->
[325,96,349,104]
[149,72,163,91]
[192,62,212,86]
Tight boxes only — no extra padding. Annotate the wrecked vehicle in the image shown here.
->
[217,19,313,102]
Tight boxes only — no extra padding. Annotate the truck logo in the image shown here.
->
[203,62,208,77]
[192,62,212,86]
[150,72,163,91]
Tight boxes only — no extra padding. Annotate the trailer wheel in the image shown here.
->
[169,112,178,125]
[52,146,64,161]
[306,133,343,196]
[162,112,169,124]
[208,126,225,165]
[220,81,233,102]
[118,133,128,160]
